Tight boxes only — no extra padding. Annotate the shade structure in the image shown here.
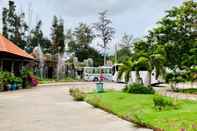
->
[0,35,34,60]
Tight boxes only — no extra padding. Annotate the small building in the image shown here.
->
[0,35,34,75]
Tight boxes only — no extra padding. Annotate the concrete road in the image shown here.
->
[0,82,151,131]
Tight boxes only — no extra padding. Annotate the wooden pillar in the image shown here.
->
[0,60,3,70]
[11,61,14,73]
[20,62,23,72]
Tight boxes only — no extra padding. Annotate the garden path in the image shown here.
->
[0,82,151,131]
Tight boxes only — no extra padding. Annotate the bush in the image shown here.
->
[0,71,22,91]
[153,94,180,111]
[123,83,155,94]
[21,68,33,88]
[69,88,85,101]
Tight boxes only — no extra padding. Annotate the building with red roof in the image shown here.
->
[0,35,34,75]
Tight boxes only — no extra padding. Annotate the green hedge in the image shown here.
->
[123,83,155,94]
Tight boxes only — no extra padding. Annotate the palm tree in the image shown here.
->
[118,53,165,85]
[133,56,151,84]
[118,59,134,83]
[150,53,166,80]
[118,56,150,84]
[118,38,166,85]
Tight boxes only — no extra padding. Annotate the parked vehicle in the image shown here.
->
[83,66,113,81]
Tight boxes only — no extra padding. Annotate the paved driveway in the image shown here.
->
[0,82,151,131]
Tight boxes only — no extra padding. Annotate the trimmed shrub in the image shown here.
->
[69,88,85,101]
[153,94,180,111]
[123,83,155,94]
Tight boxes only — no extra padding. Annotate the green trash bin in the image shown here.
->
[96,82,104,93]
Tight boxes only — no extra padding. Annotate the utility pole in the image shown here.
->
[104,47,106,66]
[115,43,118,64]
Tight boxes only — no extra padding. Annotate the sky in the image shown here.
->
[0,0,185,53]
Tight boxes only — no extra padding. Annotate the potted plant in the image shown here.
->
[2,71,12,91]
[10,75,23,91]
[21,68,33,88]
[9,74,17,91]
[15,77,23,89]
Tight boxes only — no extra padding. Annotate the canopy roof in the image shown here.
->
[0,35,34,60]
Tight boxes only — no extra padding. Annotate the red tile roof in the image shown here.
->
[0,35,34,59]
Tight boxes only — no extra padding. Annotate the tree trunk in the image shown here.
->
[136,71,142,84]
[104,47,106,66]
[170,81,176,91]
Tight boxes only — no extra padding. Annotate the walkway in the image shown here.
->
[0,82,151,131]
[155,83,197,101]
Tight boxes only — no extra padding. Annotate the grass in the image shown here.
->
[175,88,197,94]
[39,79,56,84]
[39,77,81,84]
[85,92,197,131]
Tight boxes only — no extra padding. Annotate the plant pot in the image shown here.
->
[7,84,12,91]
[11,83,17,91]
[17,84,22,89]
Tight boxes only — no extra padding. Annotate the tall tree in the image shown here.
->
[114,33,133,63]
[149,0,197,70]
[94,10,115,65]
[28,20,51,53]
[57,19,65,54]
[51,16,59,54]
[66,23,103,66]
[73,23,94,49]
[51,16,65,54]
[119,33,133,48]
[28,20,43,50]
[2,0,28,49]
[2,8,8,38]
[68,23,94,52]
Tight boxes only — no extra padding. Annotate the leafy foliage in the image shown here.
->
[28,21,52,53]
[0,71,23,91]
[153,94,180,111]
[2,0,28,49]
[51,16,65,54]
[72,23,94,49]
[147,0,197,70]
[116,48,132,63]
[118,59,134,82]
[123,83,155,94]
[66,23,103,66]
[117,1,196,85]
[69,88,85,101]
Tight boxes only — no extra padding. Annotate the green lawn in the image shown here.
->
[85,92,197,131]
[39,77,81,84]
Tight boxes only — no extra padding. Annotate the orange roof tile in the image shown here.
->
[0,35,34,59]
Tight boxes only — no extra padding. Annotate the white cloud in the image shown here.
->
[48,0,135,17]
[0,0,183,38]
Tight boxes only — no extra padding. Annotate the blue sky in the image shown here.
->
[0,0,185,53]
